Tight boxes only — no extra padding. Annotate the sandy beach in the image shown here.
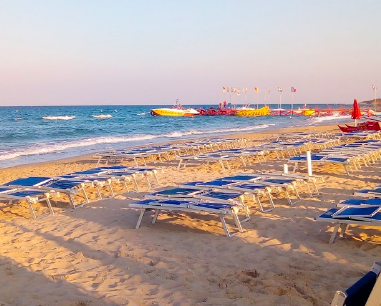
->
[0,124,380,306]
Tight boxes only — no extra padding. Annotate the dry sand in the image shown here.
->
[0,124,380,306]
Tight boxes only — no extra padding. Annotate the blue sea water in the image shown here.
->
[0,104,352,169]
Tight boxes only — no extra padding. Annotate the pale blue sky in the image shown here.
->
[0,0,380,106]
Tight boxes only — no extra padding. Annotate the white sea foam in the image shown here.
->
[0,135,157,161]
[42,116,76,120]
[0,123,275,162]
[136,112,146,116]
[164,124,275,137]
[307,114,349,125]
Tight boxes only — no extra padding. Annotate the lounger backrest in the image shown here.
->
[331,262,381,306]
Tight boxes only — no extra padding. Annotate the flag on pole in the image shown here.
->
[278,87,283,92]
[222,87,226,92]
[372,85,377,90]
[291,87,297,92]
[254,87,259,93]
[227,86,230,92]
[244,87,248,94]
[237,89,241,95]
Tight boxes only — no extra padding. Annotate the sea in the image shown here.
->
[0,104,352,169]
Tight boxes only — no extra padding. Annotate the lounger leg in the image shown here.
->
[231,211,244,233]
[82,187,89,203]
[219,160,226,171]
[135,210,146,229]
[329,224,340,244]
[123,178,130,192]
[108,181,115,197]
[144,173,152,189]
[46,198,55,216]
[339,224,349,238]
[68,194,76,208]
[177,159,183,170]
[219,215,234,237]
[95,186,103,199]
[27,201,37,219]
[267,190,276,209]
[131,174,139,191]
[310,179,319,195]
[152,210,159,224]
[152,170,160,185]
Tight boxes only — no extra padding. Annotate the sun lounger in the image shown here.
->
[3,176,94,209]
[289,154,355,175]
[354,186,381,198]
[221,173,301,205]
[331,261,381,306]
[146,187,250,221]
[128,198,244,237]
[260,172,322,196]
[182,179,275,212]
[315,206,381,243]
[337,198,381,207]
[176,153,234,170]
[0,186,54,219]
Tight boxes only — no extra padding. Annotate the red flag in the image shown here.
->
[291,87,297,92]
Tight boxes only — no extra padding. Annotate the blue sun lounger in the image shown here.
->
[289,154,355,175]
[337,198,381,207]
[182,179,275,212]
[3,176,92,209]
[331,261,381,306]
[0,186,54,219]
[354,186,381,199]
[94,165,160,189]
[316,206,381,243]
[146,187,250,221]
[128,198,244,237]
[222,174,301,205]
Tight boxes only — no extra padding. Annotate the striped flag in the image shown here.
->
[291,87,297,92]
[254,87,259,93]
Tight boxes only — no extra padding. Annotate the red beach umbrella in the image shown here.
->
[351,99,361,126]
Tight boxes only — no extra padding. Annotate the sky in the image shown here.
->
[0,0,380,106]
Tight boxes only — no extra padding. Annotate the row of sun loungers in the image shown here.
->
[176,138,341,170]
[0,165,160,219]
[129,172,321,237]
[290,139,381,175]
[93,138,247,166]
